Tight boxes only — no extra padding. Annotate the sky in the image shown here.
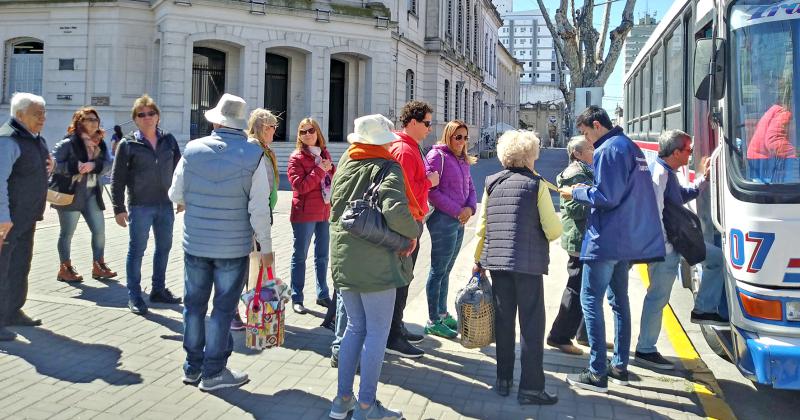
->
[512,0,672,111]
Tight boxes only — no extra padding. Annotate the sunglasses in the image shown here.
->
[136,111,158,118]
[299,127,316,136]
[453,134,469,142]
[420,120,432,128]
[83,117,99,123]
[683,147,693,153]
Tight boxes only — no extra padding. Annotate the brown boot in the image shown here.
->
[92,258,118,280]
[57,261,83,283]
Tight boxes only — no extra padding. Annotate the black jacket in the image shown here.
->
[110,129,181,214]
[0,118,49,228]
[50,134,110,212]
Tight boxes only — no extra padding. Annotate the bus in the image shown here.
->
[624,0,800,390]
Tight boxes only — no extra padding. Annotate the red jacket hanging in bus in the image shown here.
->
[747,104,797,160]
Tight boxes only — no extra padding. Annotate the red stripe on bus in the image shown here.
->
[635,141,659,151]
[788,259,800,268]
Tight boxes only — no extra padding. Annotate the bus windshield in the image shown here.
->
[729,1,800,186]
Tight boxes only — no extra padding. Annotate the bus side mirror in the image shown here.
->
[693,38,726,100]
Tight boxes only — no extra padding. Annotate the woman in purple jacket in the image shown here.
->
[424,120,477,338]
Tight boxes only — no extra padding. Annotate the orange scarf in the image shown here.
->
[348,144,425,221]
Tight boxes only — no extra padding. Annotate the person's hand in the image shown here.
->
[46,155,55,175]
[457,207,473,224]
[399,238,417,257]
[319,159,333,172]
[559,185,574,199]
[176,204,185,213]
[699,156,711,178]
[260,252,275,268]
[0,221,12,240]
[472,263,485,277]
[115,212,129,228]
[79,162,95,174]
[427,171,440,187]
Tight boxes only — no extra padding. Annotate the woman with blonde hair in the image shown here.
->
[52,107,116,282]
[473,129,561,405]
[229,108,281,331]
[422,120,477,338]
[287,117,336,314]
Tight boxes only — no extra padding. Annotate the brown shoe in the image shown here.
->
[92,259,118,280]
[547,339,584,355]
[57,261,83,283]
[577,338,615,349]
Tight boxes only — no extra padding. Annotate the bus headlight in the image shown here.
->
[739,292,782,321]
[787,301,800,322]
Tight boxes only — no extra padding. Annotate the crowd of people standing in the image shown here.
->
[0,91,730,419]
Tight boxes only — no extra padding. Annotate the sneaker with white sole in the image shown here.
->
[566,369,608,393]
[352,400,402,420]
[634,351,674,370]
[329,395,357,419]
[182,370,201,385]
[198,368,249,391]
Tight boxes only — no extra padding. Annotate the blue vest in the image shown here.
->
[181,128,263,259]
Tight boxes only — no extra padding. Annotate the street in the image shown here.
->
[0,147,787,419]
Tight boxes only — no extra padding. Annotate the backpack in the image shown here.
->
[662,201,706,265]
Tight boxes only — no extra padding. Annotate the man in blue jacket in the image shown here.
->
[561,106,665,393]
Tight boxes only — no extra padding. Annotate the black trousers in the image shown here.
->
[0,223,36,326]
[491,270,545,391]
[547,255,588,344]
[388,225,423,342]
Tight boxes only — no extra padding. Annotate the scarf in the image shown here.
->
[348,143,425,221]
[254,139,279,210]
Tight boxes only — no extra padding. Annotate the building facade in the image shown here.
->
[0,0,512,166]
[624,13,658,74]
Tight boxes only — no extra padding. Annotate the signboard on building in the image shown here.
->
[91,96,110,106]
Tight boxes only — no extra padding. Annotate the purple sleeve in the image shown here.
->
[466,171,477,212]
[424,149,439,174]
[428,185,462,218]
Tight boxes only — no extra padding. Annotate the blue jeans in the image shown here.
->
[582,260,631,375]
[57,191,105,262]
[694,243,726,315]
[331,289,347,357]
[425,210,464,322]
[126,203,174,300]
[290,221,330,304]
[337,288,395,405]
[637,251,682,354]
[182,253,248,378]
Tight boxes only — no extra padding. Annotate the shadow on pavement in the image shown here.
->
[0,328,143,386]
[207,388,331,419]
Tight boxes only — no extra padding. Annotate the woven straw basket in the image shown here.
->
[456,274,496,349]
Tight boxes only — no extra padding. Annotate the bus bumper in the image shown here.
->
[733,327,800,389]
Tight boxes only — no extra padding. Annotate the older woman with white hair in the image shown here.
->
[472,129,561,405]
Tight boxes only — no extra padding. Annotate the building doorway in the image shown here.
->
[265,53,289,141]
[328,59,346,142]
[191,47,226,139]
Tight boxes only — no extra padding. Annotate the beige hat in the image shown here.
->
[204,93,248,130]
[347,114,400,145]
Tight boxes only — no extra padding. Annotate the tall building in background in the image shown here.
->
[492,0,512,14]
[624,13,659,73]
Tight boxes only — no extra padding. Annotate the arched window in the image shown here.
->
[454,83,461,120]
[5,39,44,99]
[484,34,489,71]
[464,89,469,123]
[491,104,496,126]
[473,5,479,62]
[405,69,415,102]
[483,101,489,126]
[444,80,450,121]
[472,92,479,125]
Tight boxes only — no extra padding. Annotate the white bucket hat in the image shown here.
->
[204,93,248,130]
[347,114,400,145]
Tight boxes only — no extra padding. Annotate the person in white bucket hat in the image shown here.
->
[168,93,273,391]
[327,114,420,420]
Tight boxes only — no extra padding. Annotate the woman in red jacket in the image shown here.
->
[287,118,336,314]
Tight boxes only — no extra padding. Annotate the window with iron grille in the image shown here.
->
[444,80,450,121]
[447,0,453,38]
[464,89,468,123]
[457,0,464,45]
[405,69,414,102]
[408,0,416,15]
[465,0,472,55]
[455,84,461,120]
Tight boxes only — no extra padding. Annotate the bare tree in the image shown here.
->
[536,0,636,113]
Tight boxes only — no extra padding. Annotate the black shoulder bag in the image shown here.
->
[341,161,413,252]
[663,201,706,265]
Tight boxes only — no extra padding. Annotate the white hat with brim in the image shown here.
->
[204,93,248,130]
[347,114,400,145]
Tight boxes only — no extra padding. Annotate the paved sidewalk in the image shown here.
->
[0,190,709,420]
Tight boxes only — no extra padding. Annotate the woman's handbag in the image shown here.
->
[340,161,412,252]
[455,272,496,349]
[46,174,82,206]
[241,266,290,350]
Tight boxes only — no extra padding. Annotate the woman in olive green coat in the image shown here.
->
[328,114,419,420]
[546,136,595,356]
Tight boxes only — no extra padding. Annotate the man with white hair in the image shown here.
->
[169,93,272,391]
[0,92,52,341]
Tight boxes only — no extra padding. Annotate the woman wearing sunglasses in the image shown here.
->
[423,120,477,338]
[51,107,116,283]
[287,118,336,314]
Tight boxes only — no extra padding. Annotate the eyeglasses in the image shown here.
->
[420,120,432,128]
[136,111,158,119]
[683,147,693,153]
[83,117,99,123]
[453,134,469,141]
[299,127,316,136]
[266,124,278,130]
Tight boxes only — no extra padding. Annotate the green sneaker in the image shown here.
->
[441,313,458,330]
[425,320,457,339]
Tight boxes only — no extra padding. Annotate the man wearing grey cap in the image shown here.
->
[169,93,273,391]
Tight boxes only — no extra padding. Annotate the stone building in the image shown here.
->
[0,0,515,168]
[519,101,565,147]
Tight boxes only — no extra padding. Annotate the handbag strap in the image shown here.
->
[252,265,265,310]
[362,161,395,204]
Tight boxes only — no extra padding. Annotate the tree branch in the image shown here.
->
[596,0,612,63]
[595,0,636,84]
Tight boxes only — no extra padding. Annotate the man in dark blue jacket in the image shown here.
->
[561,106,665,393]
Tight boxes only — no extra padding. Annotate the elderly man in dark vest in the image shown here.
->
[0,92,52,341]
[169,93,273,391]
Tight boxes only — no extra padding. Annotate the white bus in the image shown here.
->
[624,0,800,390]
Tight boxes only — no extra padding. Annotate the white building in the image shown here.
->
[0,0,512,167]
[496,8,564,105]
